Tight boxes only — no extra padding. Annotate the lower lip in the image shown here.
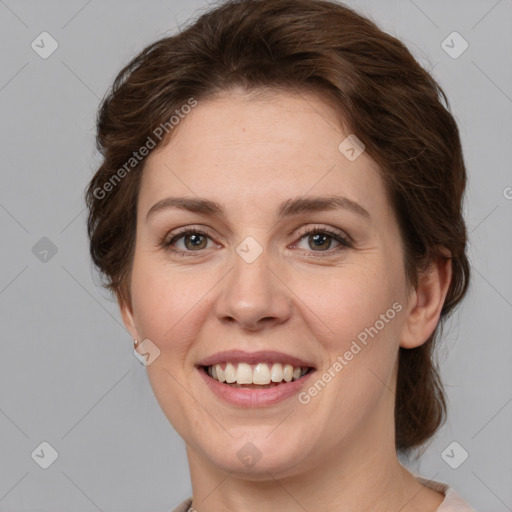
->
[197,366,316,407]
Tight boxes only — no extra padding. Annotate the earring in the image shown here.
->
[134,339,139,348]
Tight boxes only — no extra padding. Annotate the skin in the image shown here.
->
[119,88,452,512]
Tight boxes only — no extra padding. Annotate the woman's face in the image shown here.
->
[120,89,416,478]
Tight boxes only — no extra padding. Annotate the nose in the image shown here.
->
[214,248,293,332]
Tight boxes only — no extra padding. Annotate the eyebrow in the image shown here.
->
[146,195,371,222]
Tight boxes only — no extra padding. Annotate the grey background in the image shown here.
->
[0,0,511,511]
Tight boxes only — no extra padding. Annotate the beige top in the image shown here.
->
[169,475,476,511]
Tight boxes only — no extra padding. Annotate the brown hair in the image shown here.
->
[85,0,470,456]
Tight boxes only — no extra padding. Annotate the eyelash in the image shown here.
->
[160,225,352,258]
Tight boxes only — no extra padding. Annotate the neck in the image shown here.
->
[184,390,443,512]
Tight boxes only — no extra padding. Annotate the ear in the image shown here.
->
[399,251,453,349]
[116,290,141,342]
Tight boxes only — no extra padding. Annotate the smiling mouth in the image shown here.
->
[200,362,315,388]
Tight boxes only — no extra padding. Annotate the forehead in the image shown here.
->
[139,90,389,221]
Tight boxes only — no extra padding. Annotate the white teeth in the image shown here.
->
[236,363,253,384]
[224,362,236,383]
[253,363,271,385]
[206,362,310,385]
[270,363,283,382]
[215,364,225,383]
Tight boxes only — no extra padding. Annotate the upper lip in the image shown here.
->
[197,350,316,369]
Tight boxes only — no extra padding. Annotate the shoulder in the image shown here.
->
[415,475,477,511]
[168,481,478,512]
[168,496,193,512]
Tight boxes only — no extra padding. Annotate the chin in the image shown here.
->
[200,431,312,479]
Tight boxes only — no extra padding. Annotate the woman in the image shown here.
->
[85,0,475,510]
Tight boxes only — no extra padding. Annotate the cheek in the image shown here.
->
[298,263,403,396]
[300,261,403,344]
[129,258,207,355]
[129,259,210,431]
